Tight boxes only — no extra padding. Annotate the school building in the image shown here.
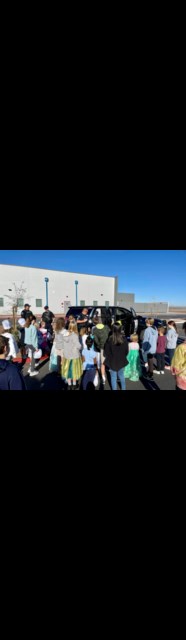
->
[0,264,118,316]
[0,263,172,317]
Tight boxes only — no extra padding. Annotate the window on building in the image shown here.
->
[105,301,109,307]
[36,299,42,307]
[17,298,24,307]
[0,298,4,307]
[93,300,98,306]
[80,300,85,306]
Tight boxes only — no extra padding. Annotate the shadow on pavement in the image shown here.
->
[40,372,68,391]
[24,374,41,391]
[140,374,161,391]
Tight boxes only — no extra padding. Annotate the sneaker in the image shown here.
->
[165,366,171,370]
[27,368,31,374]
[29,371,39,377]
[102,375,106,385]
[161,371,165,375]
[154,371,160,375]
[144,363,148,368]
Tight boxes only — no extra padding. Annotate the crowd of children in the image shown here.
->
[0,309,185,390]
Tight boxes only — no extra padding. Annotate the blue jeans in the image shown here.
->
[167,348,175,365]
[110,368,126,390]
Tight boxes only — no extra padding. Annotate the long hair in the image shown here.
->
[69,320,78,335]
[80,327,87,336]
[168,321,178,334]
[111,323,124,345]
[55,318,65,333]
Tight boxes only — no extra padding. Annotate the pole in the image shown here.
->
[45,278,49,307]
[75,281,78,306]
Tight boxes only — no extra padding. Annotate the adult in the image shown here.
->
[24,317,39,377]
[171,322,186,391]
[77,308,89,331]
[42,306,55,336]
[0,336,26,390]
[21,304,33,321]
[104,323,129,391]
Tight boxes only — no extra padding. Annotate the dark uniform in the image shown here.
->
[77,312,89,331]
[42,309,55,335]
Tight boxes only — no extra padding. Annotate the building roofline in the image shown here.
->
[0,264,117,280]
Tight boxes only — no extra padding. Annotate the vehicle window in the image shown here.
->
[116,308,127,320]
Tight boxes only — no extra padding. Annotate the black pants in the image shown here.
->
[147,353,155,374]
[156,353,165,371]
[57,355,61,375]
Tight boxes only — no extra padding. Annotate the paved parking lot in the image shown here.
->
[21,345,184,391]
[19,323,185,391]
[1,317,185,391]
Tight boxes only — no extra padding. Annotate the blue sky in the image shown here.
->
[0,250,185,304]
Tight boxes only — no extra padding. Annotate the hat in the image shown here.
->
[18,318,26,327]
[2,320,11,330]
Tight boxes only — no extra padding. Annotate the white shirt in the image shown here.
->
[3,332,19,359]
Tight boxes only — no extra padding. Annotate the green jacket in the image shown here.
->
[93,324,110,351]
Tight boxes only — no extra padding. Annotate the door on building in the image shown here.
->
[64,301,71,315]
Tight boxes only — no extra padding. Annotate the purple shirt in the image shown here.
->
[156,335,167,354]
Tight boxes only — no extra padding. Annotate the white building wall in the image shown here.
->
[0,264,116,315]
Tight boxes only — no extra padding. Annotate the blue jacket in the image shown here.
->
[166,328,178,349]
[0,360,26,390]
[143,326,158,355]
[24,325,38,350]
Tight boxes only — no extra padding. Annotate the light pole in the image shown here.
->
[75,280,78,306]
[45,277,49,307]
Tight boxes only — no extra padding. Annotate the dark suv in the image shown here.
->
[137,316,167,341]
[65,306,139,337]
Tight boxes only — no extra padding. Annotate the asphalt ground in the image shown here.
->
[1,318,185,391]
[21,330,185,391]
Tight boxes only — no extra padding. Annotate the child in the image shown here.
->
[79,327,88,350]
[81,336,98,390]
[38,320,50,355]
[165,321,178,369]
[61,320,82,389]
[66,314,75,329]
[0,336,26,390]
[2,319,19,360]
[124,334,142,382]
[142,318,158,380]
[53,317,69,374]
[104,323,129,391]
[93,315,110,385]
[171,321,186,390]
[154,326,167,375]
[18,318,26,363]
[24,317,39,377]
